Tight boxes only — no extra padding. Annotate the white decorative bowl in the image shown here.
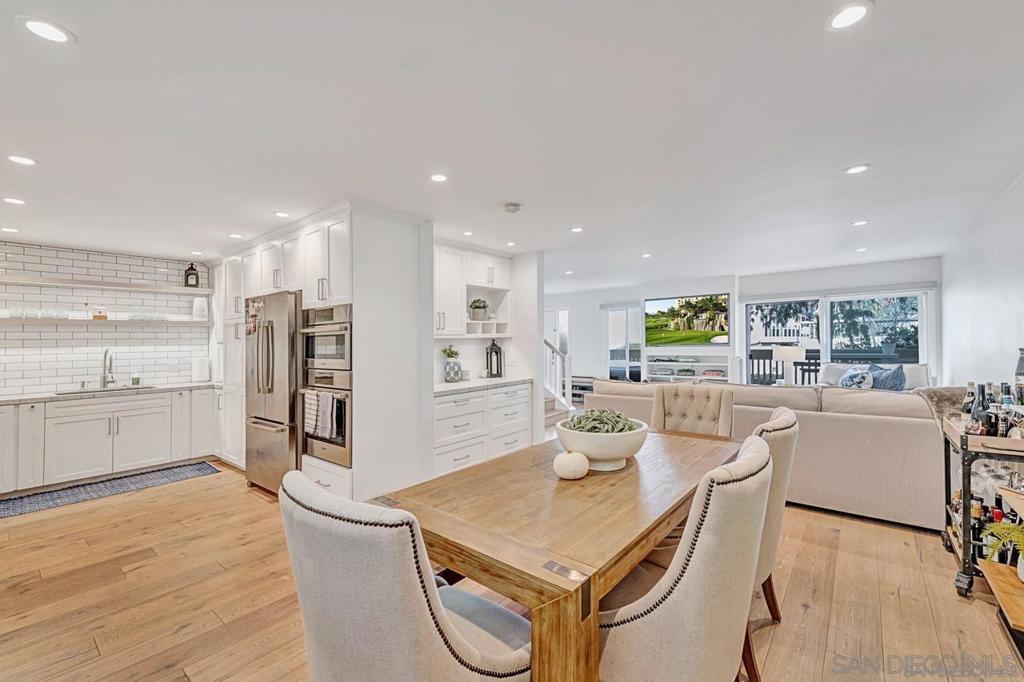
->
[555,419,649,472]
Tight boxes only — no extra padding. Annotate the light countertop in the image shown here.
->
[433,376,533,397]
[0,382,223,407]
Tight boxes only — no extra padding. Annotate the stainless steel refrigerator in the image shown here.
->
[244,290,301,493]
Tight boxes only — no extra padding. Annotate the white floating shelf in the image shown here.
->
[0,317,212,327]
[0,274,213,296]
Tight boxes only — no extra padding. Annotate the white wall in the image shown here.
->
[739,257,941,300]
[942,174,1024,385]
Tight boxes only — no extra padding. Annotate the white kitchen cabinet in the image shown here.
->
[302,223,328,309]
[280,233,304,292]
[325,216,353,305]
[431,382,533,475]
[301,454,352,499]
[465,251,511,289]
[211,263,225,344]
[241,251,261,300]
[0,406,16,493]
[489,427,531,458]
[259,243,283,294]
[220,390,246,469]
[45,414,114,484]
[433,437,487,475]
[223,320,244,391]
[113,406,172,473]
[191,389,217,456]
[224,258,244,321]
[434,245,466,335]
[171,390,192,462]
[17,403,44,489]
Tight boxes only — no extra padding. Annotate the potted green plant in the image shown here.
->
[441,345,462,383]
[469,298,489,321]
[982,521,1024,582]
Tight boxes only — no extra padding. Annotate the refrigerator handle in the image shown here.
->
[265,321,275,393]
[254,321,263,394]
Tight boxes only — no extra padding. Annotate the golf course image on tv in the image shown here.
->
[645,294,730,346]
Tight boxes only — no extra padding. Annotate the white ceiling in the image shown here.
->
[2,1,1022,294]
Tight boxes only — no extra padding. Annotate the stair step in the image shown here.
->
[544,408,568,427]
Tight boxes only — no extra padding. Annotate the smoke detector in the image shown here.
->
[503,202,522,214]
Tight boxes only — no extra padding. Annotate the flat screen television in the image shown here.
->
[644,294,730,347]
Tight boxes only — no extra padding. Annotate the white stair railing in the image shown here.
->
[544,339,573,409]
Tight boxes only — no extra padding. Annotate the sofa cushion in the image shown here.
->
[838,367,873,389]
[820,386,932,419]
[715,382,820,412]
[820,363,931,389]
[592,379,657,398]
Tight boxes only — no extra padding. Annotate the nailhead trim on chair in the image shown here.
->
[281,485,531,679]
[599,456,771,630]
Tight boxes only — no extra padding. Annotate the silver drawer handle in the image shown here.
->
[452,398,471,404]
[452,422,470,429]
[453,455,470,462]
[314,479,332,488]
[504,439,518,446]
[503,411,517,417]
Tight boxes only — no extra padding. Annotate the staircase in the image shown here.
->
[545,394,569,427]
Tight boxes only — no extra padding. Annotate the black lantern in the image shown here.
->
[183,263,200,288]
[486,339,504,378]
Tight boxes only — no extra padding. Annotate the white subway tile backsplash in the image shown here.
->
[0,240,210,395]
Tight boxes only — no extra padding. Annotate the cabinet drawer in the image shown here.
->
[434,408,487,448]
[434,437,487,474]
[489,427,531,458]
[301,455,352,499]
[489,400,530,431]
[487,384,531,408]
[434,391,487,419]
[46,392,172,419]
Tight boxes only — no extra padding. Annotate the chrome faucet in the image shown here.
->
[101,348,115,388]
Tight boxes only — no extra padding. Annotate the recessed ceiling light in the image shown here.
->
[844,164,871,174]
[431,174,448,183]
[641,253,652,258]
[7,156,36,166]
[851,219,870,227]
[856,247,868,253]
[18,16,74,43]
[228,233,244,239]
[564,270,574,275]
[274,211,291,218]
[463,231,473,236]
[3,198,26,205]
[191,251,203,256]
[1,227,19,233]
[506,242,516,247]
[570,227,584,233]
[827,1,873,31]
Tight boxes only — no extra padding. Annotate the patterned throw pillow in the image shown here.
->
[838,367,873,389]
[868,364,907,392]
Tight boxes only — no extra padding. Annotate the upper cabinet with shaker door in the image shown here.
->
[302,222,328,310]
[434,245,466,336]
[280,233,304,292]
[465,251,511,289]
[259,242,284,294]
[224,258,244,321]
[241,251,261,299]
[325,216,353,306]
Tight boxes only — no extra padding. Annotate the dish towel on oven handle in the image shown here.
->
[315,392,336,440]
[303,390,319,435]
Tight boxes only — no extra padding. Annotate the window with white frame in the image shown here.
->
[607,306,643,382]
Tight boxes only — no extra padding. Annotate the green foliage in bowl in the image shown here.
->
[563,409,638,434]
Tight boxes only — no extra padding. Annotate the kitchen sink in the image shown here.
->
[54,385,156,395]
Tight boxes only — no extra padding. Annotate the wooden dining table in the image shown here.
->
[373,430,741,682]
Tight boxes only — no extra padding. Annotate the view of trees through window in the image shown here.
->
[830,295,920,363]
[747,300,820,384]
[608,307,643,381]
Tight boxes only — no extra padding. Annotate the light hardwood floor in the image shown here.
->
[0,464,1016,681]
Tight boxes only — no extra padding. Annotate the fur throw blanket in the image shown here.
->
[914,386,967,432]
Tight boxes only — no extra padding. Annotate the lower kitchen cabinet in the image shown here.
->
[301,454,352,499]
[171,390,192,462]
[17,403,44,490]
[219,390,246,469]
[190,389,217,456]
[45,413,115,485]
[0,406,16,493]
[112,407,172,473]
[431,382,533,476]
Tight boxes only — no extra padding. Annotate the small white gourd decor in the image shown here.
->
[553,451,589,480]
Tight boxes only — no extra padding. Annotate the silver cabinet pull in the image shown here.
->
[29,404,35,410]
[234,323,241,340]
[107,417,112,436]
[452,398,471,404]
[217,394,224,410]
[453,454,470,462]
[314,479,332,488]
[247,418,288,433]
[503,411,517,417]
[115,417,120,435]
[441,312,446,329]
[234,296,241,313]
[274,269,282,289]
[452,422,470,429]
[504,439,517,446]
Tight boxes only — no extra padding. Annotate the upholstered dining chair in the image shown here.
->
[278,471,532,682]
[738,406,800,682]
[598,436,773,682]
[650,383,734,437]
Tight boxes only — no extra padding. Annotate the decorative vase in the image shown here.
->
[1017,556,1024,583]
[470,307,488,321]
[444,360,463,383]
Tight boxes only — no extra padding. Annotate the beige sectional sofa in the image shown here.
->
[584,379,944,530]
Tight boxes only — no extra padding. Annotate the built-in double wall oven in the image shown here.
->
[300,304,352,468]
